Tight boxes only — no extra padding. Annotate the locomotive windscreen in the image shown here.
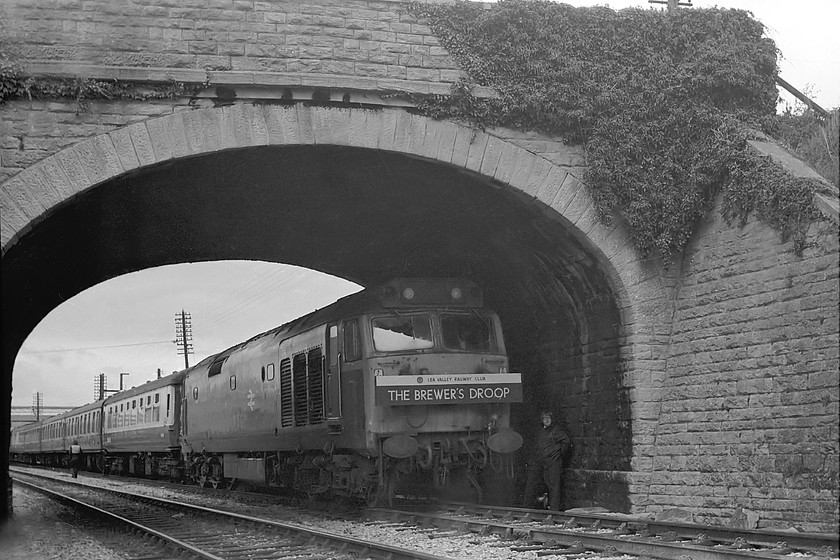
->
[377,278,482,308]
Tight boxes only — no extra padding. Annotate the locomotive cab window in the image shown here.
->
[372,315,433,352]
[441,313,495,351]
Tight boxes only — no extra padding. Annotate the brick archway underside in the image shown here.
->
[3,141,632,509]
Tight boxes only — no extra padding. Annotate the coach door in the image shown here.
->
[325,324,342,421]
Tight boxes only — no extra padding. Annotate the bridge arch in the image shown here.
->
[3,104,668,509]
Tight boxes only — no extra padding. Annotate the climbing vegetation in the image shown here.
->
[0,15,22,104]
[408,0,832,258]
[2,74,196,108]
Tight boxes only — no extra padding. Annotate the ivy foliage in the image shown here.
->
[765,108,840,188]
[0,15,22,104]
[1,73,197,108]
[408,0,829,258]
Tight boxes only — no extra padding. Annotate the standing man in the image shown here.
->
[522,410,571,511]
[69,440,82,478]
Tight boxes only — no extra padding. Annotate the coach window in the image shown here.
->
[152,394,160,422]
[230,375,237,390]
[343,319,361,361]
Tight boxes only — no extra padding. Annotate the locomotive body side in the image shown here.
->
[184,327,337,454]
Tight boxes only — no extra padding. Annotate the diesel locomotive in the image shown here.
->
[11,278,524,503]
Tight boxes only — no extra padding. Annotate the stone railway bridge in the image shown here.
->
[2,0,838,531]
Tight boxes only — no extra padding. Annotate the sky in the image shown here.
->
[10,0,840,408]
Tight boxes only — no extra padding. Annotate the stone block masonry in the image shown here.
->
[2,0,461,82]
[654,206,839,532]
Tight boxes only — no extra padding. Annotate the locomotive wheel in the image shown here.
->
[207,457,223,490]
[194,459,210,488]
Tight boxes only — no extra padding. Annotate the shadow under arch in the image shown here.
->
[3,106,640,514]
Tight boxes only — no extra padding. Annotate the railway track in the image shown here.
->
[12,467,839,560]
[12,470,457,560]
[368,501,839,560]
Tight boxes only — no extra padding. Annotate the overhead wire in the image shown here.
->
[19,340,173,354]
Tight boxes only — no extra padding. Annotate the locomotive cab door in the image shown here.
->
[325,324,342,423]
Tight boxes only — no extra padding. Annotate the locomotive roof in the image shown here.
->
[195,287,380,366]
[179,278,487,373]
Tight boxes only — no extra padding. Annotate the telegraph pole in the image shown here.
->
[94,373,107,400]
[94,372,130,400]
[175,309,194,368]
[31,392,43,421]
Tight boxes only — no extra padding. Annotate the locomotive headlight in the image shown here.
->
[450,287,463,300]
[402,287,415,300]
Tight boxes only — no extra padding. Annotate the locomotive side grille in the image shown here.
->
[293,353,308,426]
[279,358,293,428]
[307,347,324,424]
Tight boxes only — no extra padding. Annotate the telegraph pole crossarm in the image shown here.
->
[175,309,194,369]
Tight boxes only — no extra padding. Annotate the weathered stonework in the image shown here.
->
[2,0,838,532]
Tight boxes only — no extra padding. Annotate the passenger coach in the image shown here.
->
[102,372,185,477]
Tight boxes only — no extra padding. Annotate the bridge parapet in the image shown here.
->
[4,0,480,97]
